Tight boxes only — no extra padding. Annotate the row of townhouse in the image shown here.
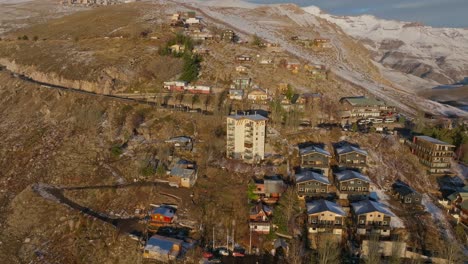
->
[305,199,397,247]
[294,140,419,255]
[299,143,368,176]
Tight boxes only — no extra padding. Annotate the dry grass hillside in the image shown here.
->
[0,2,184,94]
[0,70,254,262]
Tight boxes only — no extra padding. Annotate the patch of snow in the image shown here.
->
[390,215,405,228]
[32,183,61,203]
[422,194,455,240]
[369,186,390,202]
[183,0,257,9]
[452,162,468,180]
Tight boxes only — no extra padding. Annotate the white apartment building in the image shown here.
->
[226,114,267,163]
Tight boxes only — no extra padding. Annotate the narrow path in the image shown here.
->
[31,181,180,238]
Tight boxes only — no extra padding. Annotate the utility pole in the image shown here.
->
[249,226,252,254]
[232,219,235,251]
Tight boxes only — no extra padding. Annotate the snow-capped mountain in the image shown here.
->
[304,6,468,85]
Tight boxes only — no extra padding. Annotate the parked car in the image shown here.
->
[216,247,230,256]
[233,247,246,257]
[203,251,214,259]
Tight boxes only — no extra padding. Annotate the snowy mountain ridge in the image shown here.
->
[304,5,468,85]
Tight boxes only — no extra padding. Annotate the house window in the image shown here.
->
[357,181,361,184]
[341,186,346,191]
[360,220,365,224]
[383,221,387,225]
[315,182,319,186]
[335,220,340,224]
[312,219,317,223]
[363,187,367,191]
[321,214,325,216]
[350,181,354,184]
[322,189,326,193]
[370,214,373,217]
[415,198,419,201]
[299,188,304,191]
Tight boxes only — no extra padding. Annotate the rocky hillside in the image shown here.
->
[305,6,468,86]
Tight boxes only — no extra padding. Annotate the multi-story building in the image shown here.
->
[299,144,331,176]
[335,145,368,168]
[335,170,371,200]
[226,114,267,164]
[295,170,331,199]
[351,200,395,237]
[409,136,455,175]
[306,199,346,248]
[338,96,396,121]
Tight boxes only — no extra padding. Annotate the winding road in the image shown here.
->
[31,180,180,239]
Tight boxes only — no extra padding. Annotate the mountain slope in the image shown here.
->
[305,6,468,86]
[179,0,467,117]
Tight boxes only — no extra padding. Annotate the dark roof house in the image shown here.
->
[306,199,346,216]
[351,200,395,217]
[392,180,422,205]
[295,170,330,185]
[335,170,371,183]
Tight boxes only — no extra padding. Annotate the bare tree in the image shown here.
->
[288,238,303,264]
[440,241,463,264]
[316,234,341,264]
[389,239,404,264]
[365,232,381,264]
[191,94,200,109]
